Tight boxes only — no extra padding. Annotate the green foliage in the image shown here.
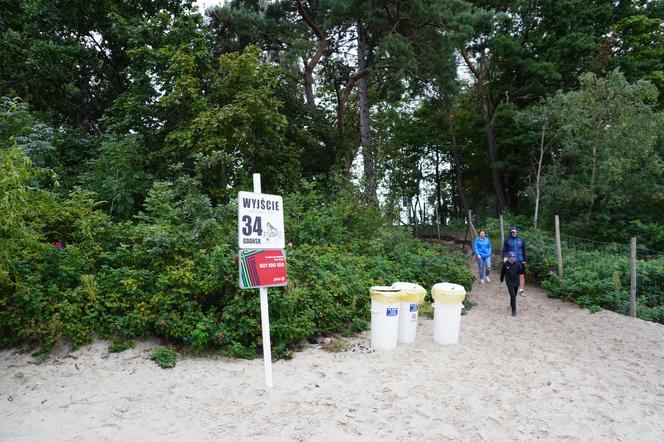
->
[108,339,135,353]
[534,70,664,237]
[629,220,664,252]
[0,0,193,132]
[163,46,298,202]
[0,147,472,358]
[0,144,108,351]
[0,148,472,358]
[284,180,384,247]
[613,10,664,108]
[0,97,55,168]
[349,317,367,333]
[81,135,153,219]
[151,346,177,369]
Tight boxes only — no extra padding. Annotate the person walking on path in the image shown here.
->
[500,251,522,316]
[502,226,527,296]
[474,230,492,283]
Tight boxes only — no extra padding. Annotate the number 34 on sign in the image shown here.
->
[237,191,285,249]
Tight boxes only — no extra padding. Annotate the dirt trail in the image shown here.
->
[1,263,663,441]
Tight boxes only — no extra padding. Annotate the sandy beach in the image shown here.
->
[2,274,663,441]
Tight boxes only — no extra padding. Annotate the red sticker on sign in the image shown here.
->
[239,249,287,289]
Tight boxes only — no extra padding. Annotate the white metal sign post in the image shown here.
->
[237,173,286,389]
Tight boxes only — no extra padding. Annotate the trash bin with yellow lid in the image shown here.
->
[431,282,467,345]
[369,286,402,350]
[391,282,427,344]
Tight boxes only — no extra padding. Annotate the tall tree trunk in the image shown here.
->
[335,68,369,170]
[335,87,347,164]
[459,48,506,214]
[412,195,419,236]
[357,21,377,205]
[434,150,444,225]
[477,91,506,213]
[295,0,326,110]
[533,120,548,230]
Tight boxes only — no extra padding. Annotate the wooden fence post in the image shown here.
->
[468,210,478,239]
[462,223,469,253]
[631,237,637,318]
[499,213,504,249]
[555,215,563,278]
[435,202,441,241]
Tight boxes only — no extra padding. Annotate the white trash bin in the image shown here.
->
[431,282,467,345]
[391,282,427,344]
[369,286,402,350]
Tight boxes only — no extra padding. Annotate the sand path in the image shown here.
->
[2,266,663,441]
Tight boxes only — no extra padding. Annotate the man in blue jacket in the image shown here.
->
[502,226,527,296]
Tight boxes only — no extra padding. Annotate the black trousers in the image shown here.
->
[506,283,518,313]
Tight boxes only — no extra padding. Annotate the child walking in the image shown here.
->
[500,251,522,316]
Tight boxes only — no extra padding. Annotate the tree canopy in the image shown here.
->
[1,0,663,237]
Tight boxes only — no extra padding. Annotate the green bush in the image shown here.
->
[0,148,473,358]
[0,145,111,350]
[151,346,177,368]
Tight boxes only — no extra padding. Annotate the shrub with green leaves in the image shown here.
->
[0,144,110,350]
[151,346,177,369]
[0,146,473,358]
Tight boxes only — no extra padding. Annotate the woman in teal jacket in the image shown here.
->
[474,230,492,283]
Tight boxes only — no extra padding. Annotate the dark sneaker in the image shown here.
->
[511,310,517,316]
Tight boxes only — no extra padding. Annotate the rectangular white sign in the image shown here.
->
[238,191,285,249]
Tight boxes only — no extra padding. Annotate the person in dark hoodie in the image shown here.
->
[502,226,527,297]
[500,251,522,316]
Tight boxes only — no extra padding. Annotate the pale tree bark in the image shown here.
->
[533,118,553,230]
[434,150,444,225]
[357,21,378,205]
[412,195,420,236]
[533,124,545,230]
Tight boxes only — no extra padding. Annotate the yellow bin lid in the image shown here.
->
[431,282,466,304]
[369,286,402,304]
[391,282,427,304]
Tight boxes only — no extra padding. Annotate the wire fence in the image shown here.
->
[466,214,664,325]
